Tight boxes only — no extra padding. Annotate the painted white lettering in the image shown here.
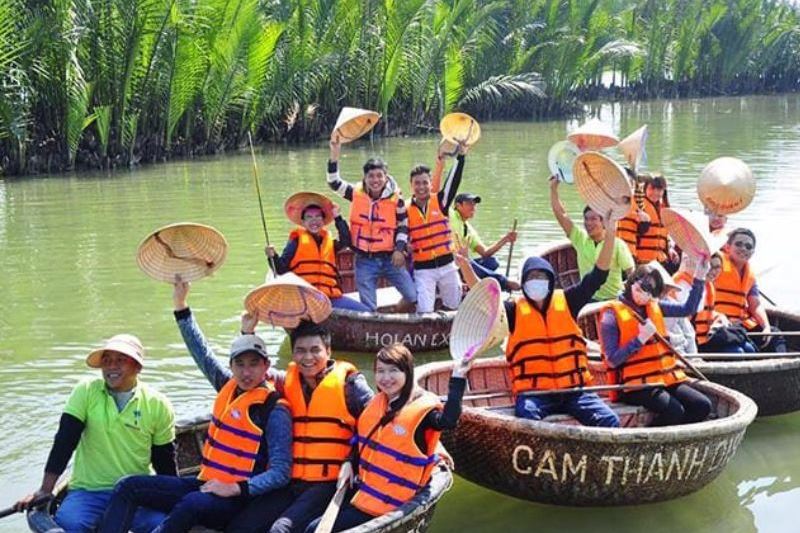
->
[687,446,709,479]
[600,456,624,485]
[380,333,395,346]
[643,453,664,483]
[365,332,380,346]
[512,445,533,475]
[665,449,689,481]
[534,449,559,480]
[562,453,587,483]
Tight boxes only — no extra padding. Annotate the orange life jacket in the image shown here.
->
[674,272,715,345]
[349,187,398,253]
[283,360,357,482]
[616,203,639,256]
[505,292,593,394]
[289,227,343,299]
[602,300,687,401]
[713,251,758,330]
[198,379,282,483]
[635,198,668,263]
[351,392,441,517]
[407,195,453,265]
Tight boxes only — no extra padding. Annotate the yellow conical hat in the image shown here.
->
[332,107,381,143]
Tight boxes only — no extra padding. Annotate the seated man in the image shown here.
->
[713,228,786,352]
[550,174,634,300]
[97,280,293,533]
[267,194,370,312]
[327,136,417,311]
[14,335,175,533]
[450,192,520,291]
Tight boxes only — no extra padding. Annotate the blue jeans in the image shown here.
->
[331,295,371,312]
[470,256,513,291]
[54,488,164,533]
[354,254,416,311]
[515,391,620,427]
[98,475,246,533]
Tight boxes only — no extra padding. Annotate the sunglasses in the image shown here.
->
[637,279,658,297]
[732,241,754,251]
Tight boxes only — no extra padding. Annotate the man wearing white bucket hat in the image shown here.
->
[14,335,176,533]
[502,224,620,427]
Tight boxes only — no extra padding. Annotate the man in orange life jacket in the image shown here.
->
[327,136,417,311]
[714,228,786,352]
[226,320,375,533]
[406,143,467,313]
[267,195,371,312]
[500,213,620,427]
[97,279,292,533]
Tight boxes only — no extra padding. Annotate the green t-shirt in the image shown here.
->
[449,211,485,254]
[569,226,635,301]
[64,378,175,490]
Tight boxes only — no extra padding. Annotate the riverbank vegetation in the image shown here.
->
[1,0,799,176]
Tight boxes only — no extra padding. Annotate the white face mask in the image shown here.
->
[523,279,550,301]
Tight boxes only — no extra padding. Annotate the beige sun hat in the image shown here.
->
[244,272,332,328]
[573,151,633,220]
[547,140,580,184]
[697,157,756,215]
[662,207,727,259]
[136,223,228,283]
[646,261,681,293]
[618,124,648,172]
[332,107,381,143]
[86,334,145,368]
[440,112,481,147]
[449,278,509,363]
[567,118,619,151]
[284,192,335,226]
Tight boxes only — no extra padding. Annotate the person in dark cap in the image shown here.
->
[450,192,519,291]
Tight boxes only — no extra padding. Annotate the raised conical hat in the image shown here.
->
[332,107,381,143]
[439,112,481,147]
[697,157,756,215]
[244,272,332,328]
[284,192,335,226]
[618,125,648,172]
[449,278,508,363]
[573,151,633,220]
[547,140,580,184]
[662,207,727,259]
[567,118,619,151]
[136,223,228,283]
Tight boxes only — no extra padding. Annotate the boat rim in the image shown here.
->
[329,308,456,323]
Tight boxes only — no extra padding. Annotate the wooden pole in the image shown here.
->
[248,132,277,275]
[505,218,518,279]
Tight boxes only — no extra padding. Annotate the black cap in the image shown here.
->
[455,193,481,204]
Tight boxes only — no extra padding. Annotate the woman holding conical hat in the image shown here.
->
[267,192,370,312]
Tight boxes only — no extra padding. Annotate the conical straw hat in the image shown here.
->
[449,278,509,363]
[567,118,619,151]
[332,107,381,143]
[697,157,756,215]
[244,272,332,328]
[284,192,335,226]
[547,140,580,184]
[662,207,727,259]
[136,223,228,283]
[439,112,481,147]
[618,125,648,172]
[573,152,633,220]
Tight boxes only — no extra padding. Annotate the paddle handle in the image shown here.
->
[685,351,800,361]
[745,331,794,337]
[504,219,518,279]
[0,494,52,519]
[313,474,349,533]
[248,132,277,276]
[758,289,777,306]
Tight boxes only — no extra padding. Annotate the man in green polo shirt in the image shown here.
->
[549,176,634,300]
[14,334,176,533]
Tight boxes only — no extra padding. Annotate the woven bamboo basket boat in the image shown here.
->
[539,239,800,416]
[416,358,757,506]
[326,249,455,352]
[28,416,453,533]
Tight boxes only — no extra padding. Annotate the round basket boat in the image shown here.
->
[538,239,800,417]
[416,358,757,506]
[27,415,452,533]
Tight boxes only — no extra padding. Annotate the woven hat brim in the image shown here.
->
[697,157,756,215]
[618,125,648,171]
[244,273,332,328]
[284,192,335,226]
[547,141,580,184]
[440,113,481,146]
[573,152,633,220]
[450,278,508,362]
[333,108,381,143]
[136,223,228,283]
[662,208,726,259]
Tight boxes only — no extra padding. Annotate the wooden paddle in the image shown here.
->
[684,352,800,361]
[745,331,798,337]
[505,218,518,278]
[247,132,277,276]
[0,494,52,519]
[313,471,350,533]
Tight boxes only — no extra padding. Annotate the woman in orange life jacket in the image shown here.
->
[715,228,786,353]
[599,262,712,427]
[634,175,679,271]
[267,195,371,312]
[98,279,293,533]
[304,343,473,533]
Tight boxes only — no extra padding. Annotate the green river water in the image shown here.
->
[2,95,800,532]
